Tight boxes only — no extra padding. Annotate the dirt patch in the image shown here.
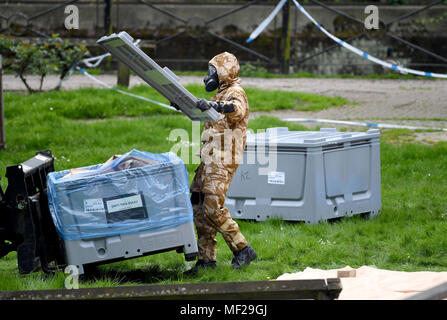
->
[413,131,447,145]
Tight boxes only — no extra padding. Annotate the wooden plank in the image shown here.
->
[337,269,356,278]
[0,278,342,300]
[405,281,447,300]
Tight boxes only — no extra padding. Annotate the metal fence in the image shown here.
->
[0,0,83,38]
[0,0,446,73]
[296,0,447,71]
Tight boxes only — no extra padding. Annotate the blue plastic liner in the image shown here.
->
[47,150,193,241]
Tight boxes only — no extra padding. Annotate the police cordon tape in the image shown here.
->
[291,0,447,79]
[76,67,446,131]
[72,38,176,111]
[81,39,142,68]
[246,0,288,43]
[75,66,178,111]
[81,53,111,68]
[247,0,447,79]
[283,118,447,132]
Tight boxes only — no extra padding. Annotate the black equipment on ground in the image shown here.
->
[0,150,66,274]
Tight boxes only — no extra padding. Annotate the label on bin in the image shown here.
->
[268,171,285,185]
[84,198,105,213]
[103,193,148,224]
[106,194,144,213]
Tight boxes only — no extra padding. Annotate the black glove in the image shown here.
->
[170,101,181,110]
[196,98,235,114]
[196,98,211,112]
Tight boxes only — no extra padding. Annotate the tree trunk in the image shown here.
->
[19,74,34,94]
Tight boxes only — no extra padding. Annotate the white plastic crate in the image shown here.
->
[226,128,381,223]
[47,150,198,274]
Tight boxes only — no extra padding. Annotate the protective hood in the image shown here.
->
[208,52,240,91]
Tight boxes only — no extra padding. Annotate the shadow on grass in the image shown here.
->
[324,212,375,224]
[80,264,181,285]
[241,212,373,226]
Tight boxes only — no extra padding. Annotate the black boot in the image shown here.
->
[184,259,217,276]
[231,244,257,269]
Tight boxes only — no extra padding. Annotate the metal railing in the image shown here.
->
[138,0,274,64]
[0,0,84,38]
[0,1,445,73]
[0,1,279,67]
[295,0,447,72]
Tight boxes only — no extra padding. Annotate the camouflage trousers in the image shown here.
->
[190,162,248,261]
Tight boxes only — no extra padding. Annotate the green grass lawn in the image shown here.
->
[0,87,446,291]
[2,84,348,120]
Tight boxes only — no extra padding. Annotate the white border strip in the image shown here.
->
[284,117,447,131]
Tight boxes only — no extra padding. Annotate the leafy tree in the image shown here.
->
[0,34,88,93]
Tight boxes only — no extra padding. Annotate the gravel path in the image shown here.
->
[4,74,447,140]
[180,76,447,124]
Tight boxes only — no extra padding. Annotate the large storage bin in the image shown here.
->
[226,128,381,223]
[47,149,198,273]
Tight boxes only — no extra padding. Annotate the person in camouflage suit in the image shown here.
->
[184,52,257,275]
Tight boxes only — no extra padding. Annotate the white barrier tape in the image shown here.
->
[82,53,110,68]
[246,0,287,43]
[76,66,178,111]
[81,39,141,68]
[283,117,447,131]
[291,0,447,79]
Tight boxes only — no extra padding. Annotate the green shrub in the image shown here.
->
[0,34,88,93]
[239,63,269,78]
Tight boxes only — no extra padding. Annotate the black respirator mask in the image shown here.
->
[203,64,219,92]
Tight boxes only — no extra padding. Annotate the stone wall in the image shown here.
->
[1,1,446,74]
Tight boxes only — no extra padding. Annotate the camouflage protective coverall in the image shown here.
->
[190,52,249,261]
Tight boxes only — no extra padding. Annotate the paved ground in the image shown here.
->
[4,74,447,142]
